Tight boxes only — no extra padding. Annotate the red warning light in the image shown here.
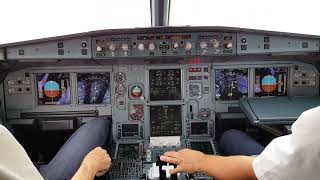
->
[188,57,201,64]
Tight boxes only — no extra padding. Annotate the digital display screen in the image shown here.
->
[36,73,71,105]
[215,69,248,100]
[150,105,182,136]
[255,67,288,97]
[122,124,139,137]
[137,34,191,40]
[191,122,208,135]
[77,72,111,104]
[117,143,140,159]
[149,69,182,101]
[190,142,214,155]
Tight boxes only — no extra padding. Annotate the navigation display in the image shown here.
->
[215,69,248,100]
[77,72,111,104]
[36,73,71,105]
[150,105,182,136]
[149,69,182,101]
[255,67,287,96]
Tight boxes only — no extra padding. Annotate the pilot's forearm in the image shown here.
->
[199,155,257,180]
[71,163,96,180]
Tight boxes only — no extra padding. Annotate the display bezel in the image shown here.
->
[190,121,210,136]
[76,72,111,105]
[148,69,183,101]
[214,68,249,101]
[35,72,72,106]
[254,67,288,97]
[119,123,141,138]
[150,105,182,137]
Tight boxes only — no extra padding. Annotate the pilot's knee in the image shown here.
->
[88,117,111,126]
[220,129,245,142]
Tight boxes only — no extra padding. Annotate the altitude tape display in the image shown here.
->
[215,69,248,100]
[36,73,71,105]
[77,72,111,104]
[255,67,287,96]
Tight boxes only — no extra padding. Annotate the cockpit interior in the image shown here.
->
[0,0,319,179]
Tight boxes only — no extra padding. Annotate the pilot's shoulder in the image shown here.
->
[293,106,320,132]
[300,106,320,119]
[0,124,6,133]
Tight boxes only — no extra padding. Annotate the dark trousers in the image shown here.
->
[40,117,112,180]
[219,129,265,156]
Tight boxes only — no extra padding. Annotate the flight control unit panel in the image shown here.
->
[0,26,320,179]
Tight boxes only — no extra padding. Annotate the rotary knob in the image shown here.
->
[122,44,129,51]
[173,42,179,49]
[226,42,233,49]
[138,43,145,51]
[23,79,31,85]
[96,46,103,52]
[185,42,192,50]
[200,42,207,49]
[212,40,219,48]
[109,44,116,51]
[149,43,156,51]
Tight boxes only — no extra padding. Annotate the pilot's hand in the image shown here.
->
[160,149,207,174]
[82,147,112,177]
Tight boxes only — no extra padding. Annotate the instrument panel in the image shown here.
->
[1,26,320,179]
[4,61,319,133]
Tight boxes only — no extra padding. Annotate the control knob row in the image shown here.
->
[137,43,156,51]
[199,41,220,49]
[110,44,129,51]
[97,44,130,52]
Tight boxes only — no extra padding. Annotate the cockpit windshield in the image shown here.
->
[0,0,319,44]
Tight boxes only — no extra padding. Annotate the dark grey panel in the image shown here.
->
[2,27,319,60]
[237,33,319,54]
[0,49,4,60]
[239,97,320,124]
[6,38,92,59]
[92,33,236,58]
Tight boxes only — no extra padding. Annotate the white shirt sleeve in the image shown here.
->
[252,106,320,180]
[0,125,43,180]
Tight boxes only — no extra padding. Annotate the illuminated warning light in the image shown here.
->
[188,57,201,64]
[44,81,60,98]
[261,75,277,93]
[131,86,142,98]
